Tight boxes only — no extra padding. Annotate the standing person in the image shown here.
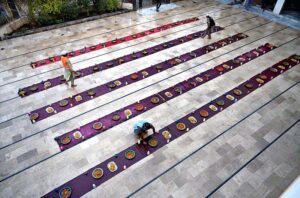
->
[156,0,162,12]
[61,53,77,87]
[205,15,215,39]
[134,121,156,144]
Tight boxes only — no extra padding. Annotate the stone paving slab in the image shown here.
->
[0,0,299,197]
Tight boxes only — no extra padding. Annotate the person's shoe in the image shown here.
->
[71,84,77,88]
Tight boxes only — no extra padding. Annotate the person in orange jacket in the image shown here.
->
[61,53,77,87]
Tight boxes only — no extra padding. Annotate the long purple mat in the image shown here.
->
[19,26,223,98]
[54,43,275,151]
[31,17,199,68]
[43,55,300,198]
[29,32,245,123]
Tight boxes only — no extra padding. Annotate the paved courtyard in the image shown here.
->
[0,0,299,197]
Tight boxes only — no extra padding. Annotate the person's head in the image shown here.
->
[206,15,211,19]
[144,122,151,130]
[61,50,68,57]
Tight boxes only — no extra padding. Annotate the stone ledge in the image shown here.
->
[1,9,132,41]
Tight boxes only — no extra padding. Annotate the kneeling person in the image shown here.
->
[134,121,156,144]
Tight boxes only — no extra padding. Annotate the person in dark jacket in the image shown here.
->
[134,121,156,144]
[156,0,162,12]
[206,15,215,39]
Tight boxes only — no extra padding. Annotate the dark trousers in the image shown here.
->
[206,26,214,39]
[156,0,161,10]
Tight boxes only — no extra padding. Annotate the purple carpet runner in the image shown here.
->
[29,32,245,123]
[43,54,300,198]
[53,43,275,151]
[19,26,224,98]
[30,17,199,68]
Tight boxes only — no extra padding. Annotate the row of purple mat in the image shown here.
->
[31,17,200,68]
[43,54,300,198]
[20,23,218,98]
[55,42,274,151]
[29,31,245,123]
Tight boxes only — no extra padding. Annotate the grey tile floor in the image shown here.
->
[0,0,299,197]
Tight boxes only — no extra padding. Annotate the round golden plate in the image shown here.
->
[107,161,118,172]
[233,89,242,96]
[199,110,209,118]
[135,103,144,111]
[93,122,103,130]
[142,51,148,55]
[44,81,51,88]
[270,67,278,73]
[232,59,240,64]
[216,100,225,106]
[259,74,268,80]
[174,87,182,93]
[130,73,138,80]
[188,116,197,124]
[88,89,96,96]
[195,77,203,82]
[75,95,82,102]
[73,131,82,139]
[114,80,122,86]
[59,99,69,107]
[215,66,224,72]
[156,65,162,70]
[282,61,290,66]
[92,168,103,179]
[59,187,72,198]
[277,65,285,70]
[61,136,71,145]
[30,113,39,121]
[112,114,120,121]
[162,130,171,139]
[151,97,160,104]
[256,78,264,84]
[29,85,38,91]
[226,94,235,101]
[176,122,186,131]
[125,150,136,160]
[118,59,124,64]
[257,48,264,53]
[245,53,252,58]
[238,57,246,62]
[148,137,159,147]
[46,107,54,113]
[245,83,253,89]
[165,92,173,98]
[209,105,218,112]
[131,54,137,59]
